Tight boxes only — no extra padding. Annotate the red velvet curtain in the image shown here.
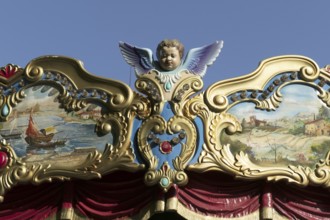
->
[178,171,262,218]
[74,172,155,219]
[1,170,330,219]
[272,182,330,220]
[0,181,63,219]
[0,171,155,220]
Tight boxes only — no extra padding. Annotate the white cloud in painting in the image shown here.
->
[15,87,61,112]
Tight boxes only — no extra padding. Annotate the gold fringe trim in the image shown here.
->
[129,205,288,220]
[155,198,165,213]
[50,201,289,219]
[262,207,273,220]
[60,207,74,220]
[176,202,260,220]
[165,197,178,211]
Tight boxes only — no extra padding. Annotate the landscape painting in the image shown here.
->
[0,86,113,165]
[223,85,330,168]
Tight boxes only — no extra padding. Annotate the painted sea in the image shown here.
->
[0,86,114,163]
[1,113,113,163]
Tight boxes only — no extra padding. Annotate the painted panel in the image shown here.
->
[0,86,112,165]
[224,84,327,167]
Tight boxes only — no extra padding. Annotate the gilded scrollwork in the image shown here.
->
[3,49,330,204]
[129,92,151,119]
[57,90,88,112]
[299,65,319,82]
[144,162,188,192]
[0,139,88,202]
[205,55,319,112]
[137,112,197,191]
[25,65,44,82]
[318,89,330,107]
[172,76,203,115]
[25,56,134,111]
[0,90,26,121]
[135,74,164,103]
[138,115,166,169]
[187,110,242,173]
[0,55,145,202]
[0,123,122,201]
[308,152,330,187]
[187,55,330,190]
[168,115,197,169]
[95,108,145,173]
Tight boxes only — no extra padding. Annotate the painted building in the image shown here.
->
[305,119,330,136]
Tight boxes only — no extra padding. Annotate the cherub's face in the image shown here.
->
[159,46,181,71]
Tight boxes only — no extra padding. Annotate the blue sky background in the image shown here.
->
[0,1,329,89]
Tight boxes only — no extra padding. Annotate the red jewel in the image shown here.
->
[160,141,172,154]
[0,151,8,169]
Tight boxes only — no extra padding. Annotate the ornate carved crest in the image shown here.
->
[1,40,330,203]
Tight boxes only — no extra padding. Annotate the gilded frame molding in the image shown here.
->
[1,54,330,203]
[0,56,146,202]
[189,55,330,188]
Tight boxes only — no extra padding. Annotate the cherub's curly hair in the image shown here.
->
[156,39,184,60]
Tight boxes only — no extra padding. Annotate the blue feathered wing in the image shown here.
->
[182,41,223,77]
[119,41,155,75]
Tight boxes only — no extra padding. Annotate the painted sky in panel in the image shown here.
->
[0,1,329,89]
[228,85,321,121]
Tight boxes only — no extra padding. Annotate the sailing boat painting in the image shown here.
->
[25,111,66,148]
[0,86,113,164]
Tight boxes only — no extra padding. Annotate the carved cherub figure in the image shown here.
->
[119,39,223,91]
[156,39,184,71]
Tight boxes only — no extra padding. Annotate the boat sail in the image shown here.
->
[25,112,65,148]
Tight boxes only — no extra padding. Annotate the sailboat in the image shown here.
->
[25,112,66,148]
